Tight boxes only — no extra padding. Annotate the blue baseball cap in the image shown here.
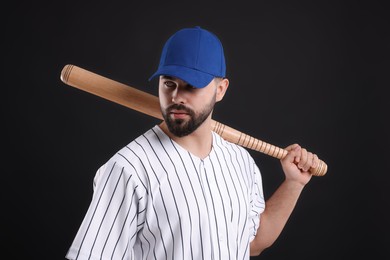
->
[149,26,226,88]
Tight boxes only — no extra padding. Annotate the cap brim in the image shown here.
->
[148,65,214,88]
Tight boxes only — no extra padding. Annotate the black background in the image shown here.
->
[3,0,389,259]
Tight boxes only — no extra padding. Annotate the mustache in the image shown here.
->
[166,104,192,114]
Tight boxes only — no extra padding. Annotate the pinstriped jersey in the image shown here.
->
[66,125,265,260]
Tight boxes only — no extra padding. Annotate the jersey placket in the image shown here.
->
[198,157,230,260]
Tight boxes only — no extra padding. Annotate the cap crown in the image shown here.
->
[160,26,226,77]
[149,26,226,88]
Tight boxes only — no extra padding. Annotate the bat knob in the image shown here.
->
[60,64,73,84]
[311,159,328,176]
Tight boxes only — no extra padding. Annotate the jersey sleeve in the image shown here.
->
[65,157,148,260]
[248,161,265,242]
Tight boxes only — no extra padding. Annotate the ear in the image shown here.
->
[216,78,229,102]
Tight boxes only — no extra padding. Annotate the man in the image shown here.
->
[66,26,318,260]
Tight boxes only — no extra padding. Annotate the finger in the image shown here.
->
[285,143,299,152]
[297,148,308,170]
[302,152,314,172]
[283,144,301,163]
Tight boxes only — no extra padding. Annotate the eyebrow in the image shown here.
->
[161,75,174,80]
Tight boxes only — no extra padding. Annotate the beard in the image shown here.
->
[162,96,216,137]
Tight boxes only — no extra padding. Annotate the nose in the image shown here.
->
[172,86,185,104]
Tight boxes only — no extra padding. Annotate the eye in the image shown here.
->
[164,80,176,88]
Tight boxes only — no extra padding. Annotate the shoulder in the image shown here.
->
[106,125,176,171]
[109,126,161,164]
[212,131,261,181]
[212,131,259,172]
[95,126,160,175]
[93,126,164,191]
[212,131,254,158]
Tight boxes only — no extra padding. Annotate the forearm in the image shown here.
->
[250,179,305,256]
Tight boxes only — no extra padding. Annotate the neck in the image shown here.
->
[159,117,213,159]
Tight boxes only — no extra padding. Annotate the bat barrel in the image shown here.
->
[60,64,162,120]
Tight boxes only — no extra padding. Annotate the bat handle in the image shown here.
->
[211,121,328,176]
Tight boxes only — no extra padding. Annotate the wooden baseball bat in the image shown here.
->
[60,64,328,176]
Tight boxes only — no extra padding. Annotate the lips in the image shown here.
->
[166,104,192,120]
[170,110,189,119]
